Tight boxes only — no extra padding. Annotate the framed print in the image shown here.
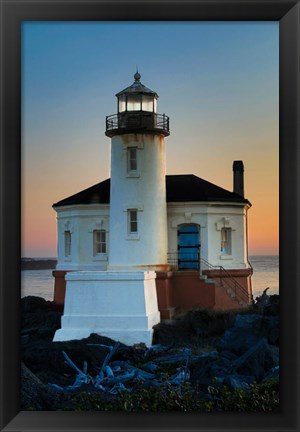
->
[0,1,299,431]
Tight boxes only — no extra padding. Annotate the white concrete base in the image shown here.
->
[53,271,161,346]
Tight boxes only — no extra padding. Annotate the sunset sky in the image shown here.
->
[21,21,279,258]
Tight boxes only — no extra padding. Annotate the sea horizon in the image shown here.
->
[21,255,279,301]
[21,254,279,260]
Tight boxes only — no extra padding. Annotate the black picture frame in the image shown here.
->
[1,1,299,431]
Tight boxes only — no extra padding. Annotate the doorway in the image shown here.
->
[177,224,200,270]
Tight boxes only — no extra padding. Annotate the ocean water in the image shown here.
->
[21,255,279,301]
[249,255,279,297]
[21,269,55,301]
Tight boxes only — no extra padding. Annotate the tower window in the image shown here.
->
[128,148,137,172]
[93,230,106,255]
[128,209,138,234]
[221,228,232,255]
[64,231,71,257]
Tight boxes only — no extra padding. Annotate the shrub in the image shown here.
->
[70,378,279,412]
[208,377,279,412]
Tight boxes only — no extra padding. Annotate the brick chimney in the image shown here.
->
[233,160,244,197]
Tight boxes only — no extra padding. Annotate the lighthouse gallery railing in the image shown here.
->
[106,112,169,134]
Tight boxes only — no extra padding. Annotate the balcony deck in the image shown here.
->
[105,111,170,137]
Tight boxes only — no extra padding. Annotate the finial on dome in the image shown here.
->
[134,68,141,82]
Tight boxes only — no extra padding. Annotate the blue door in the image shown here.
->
[178,224,200,270]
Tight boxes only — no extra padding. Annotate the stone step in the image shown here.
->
[201,275,247,307]
[204,278,215,284]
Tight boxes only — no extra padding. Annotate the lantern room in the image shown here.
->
[105,72,170,137]
[117,71,158,113]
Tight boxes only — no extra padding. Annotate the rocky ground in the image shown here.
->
[21,259,57,270]
[21,294,279,412]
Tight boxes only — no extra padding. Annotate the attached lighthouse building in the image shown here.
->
[53,73,253,345]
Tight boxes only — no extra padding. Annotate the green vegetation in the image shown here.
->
[70,377,279,412]
[206,377,280,412]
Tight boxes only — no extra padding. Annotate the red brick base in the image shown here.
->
[155,269,252,318]
[53,268,252,318]
[52,270,68,311]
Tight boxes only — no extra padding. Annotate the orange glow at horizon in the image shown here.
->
[22,22,279,258]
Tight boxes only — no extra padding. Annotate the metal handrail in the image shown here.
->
[199,257,250,304]
[167,252,250,305]
[248,259,254,275]
[106,112,169,133]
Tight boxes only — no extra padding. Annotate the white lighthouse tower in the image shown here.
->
[106,71,170,270]
[53,73,169,345]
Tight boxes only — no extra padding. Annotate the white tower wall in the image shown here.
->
[108,133,168,269]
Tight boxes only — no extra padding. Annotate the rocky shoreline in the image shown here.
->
[21,259,57,270]
[21,294,279,412]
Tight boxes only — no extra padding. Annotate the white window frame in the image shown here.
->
[127,147,138,173]
[128,209,138,234]
[64,231,71,257]
[221,227,232,255]
[93,230,106,255]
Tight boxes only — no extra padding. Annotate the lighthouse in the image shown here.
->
[106,71,170,270]
[53,73,166,345]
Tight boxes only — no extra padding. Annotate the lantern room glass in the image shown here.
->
[127,95,141,111]
[142,95,154,112]
[118,94,157,113]
[118,95,126,112]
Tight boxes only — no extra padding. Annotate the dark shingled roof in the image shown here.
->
[53,175,250,208]
[116,80,158,97]
[166,175,250,204]
[53,179,111,207]
[116,73,158,98]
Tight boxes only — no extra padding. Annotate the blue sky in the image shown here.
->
[21,21,279,256]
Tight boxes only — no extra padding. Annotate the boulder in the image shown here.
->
[22,333,120,388]
[219,350,238,362]
[182,309,235,337]
[268,326,279,346]
[21,296,51,313]
[262,366,279,383]
[232,338,279,382]
[21,362,63,410]
[263,303,280,316]
[223,374,255,391]
[216,314,279,356]
[190,351,232,389]
[21,296,62,341]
